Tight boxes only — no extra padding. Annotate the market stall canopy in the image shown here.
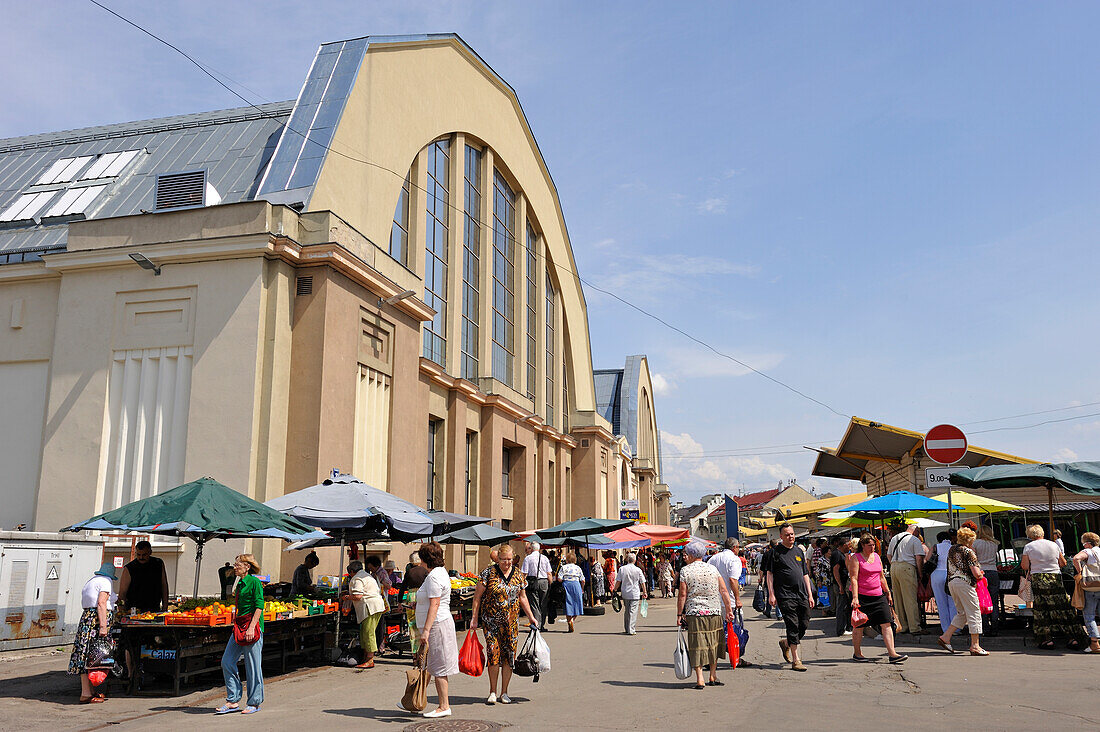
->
[811,417,1036,481]
[264,473,489,542]
[619,523,688,543]
[534,517,635,539]
[928,491,1022,513]
[61,477,328,597]
[823,514,948,529]
[838,490,950,514]
[62,477,327,541]
[435,524,517,546]
[533,532,618,548]
[948,462,1100,496]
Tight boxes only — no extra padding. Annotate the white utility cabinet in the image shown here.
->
[0,531,105,651]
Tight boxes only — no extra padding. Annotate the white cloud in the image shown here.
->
[593,237,617,250]
[660,430,797,501]
[651,372,675,395]
[696,197,728,214]
[589,250,758,296]
[1051,447,1078,462]
[663,347,785,380]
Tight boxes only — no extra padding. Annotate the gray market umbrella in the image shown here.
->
[535,517,636,538]
[949,461,1100,533]
[62,477,328,597]
[533,532,615,547]
[436,524,517,546]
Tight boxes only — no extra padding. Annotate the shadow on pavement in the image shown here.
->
[602,679,689,690]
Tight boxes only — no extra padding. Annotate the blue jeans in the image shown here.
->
[222,634,263,707]
[1084,590,1100,640]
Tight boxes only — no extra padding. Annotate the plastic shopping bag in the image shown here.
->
[673,627,691,679]
[533,629,551,673]
[851,607,869,628]
[639,598,649,618]
[458,629,484,677]
[725,620,740,669]
[817,583,831,608]
[752,585,766,613]
[976,577,994,615]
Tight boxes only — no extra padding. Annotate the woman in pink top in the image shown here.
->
[847,533,907,664]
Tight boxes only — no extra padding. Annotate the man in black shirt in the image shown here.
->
[119,540,168,612]
[830,536,853,636]
[764,523,814,671]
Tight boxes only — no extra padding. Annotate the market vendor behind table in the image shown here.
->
[119,540,169,612]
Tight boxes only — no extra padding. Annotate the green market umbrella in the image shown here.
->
[949,461,1100,534]
[62,477,328,597]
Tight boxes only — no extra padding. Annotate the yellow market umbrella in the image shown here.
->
[929,491,1022,514]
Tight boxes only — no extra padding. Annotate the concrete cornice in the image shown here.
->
[0,260,58,282]
[32,230,434,323]
[569,424,615,444]
[417,358,576,446]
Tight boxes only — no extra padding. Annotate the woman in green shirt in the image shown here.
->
[215,554,265,715]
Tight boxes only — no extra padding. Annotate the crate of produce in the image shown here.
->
[263,610,276,623]
[165,613,203,626]
[291,608,310,619]
[307,604,324,616]
[323,601,339,614]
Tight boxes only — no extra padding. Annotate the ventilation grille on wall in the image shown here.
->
[155,170,206,210]
[296,276,313,296]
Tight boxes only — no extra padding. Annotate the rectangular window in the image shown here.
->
[99,347,193,511]
[353,366,391,491]
[461,146,482,380]
[465,431,477,515]
[390,173,411,265]
[501,446,511,498]
[491,170,515,385]
[427,419,440,510]
[548,460,556,525]
[525,223,537,399]
[423,141,450,365]
[545,271,556,427]
[562,372,569,432]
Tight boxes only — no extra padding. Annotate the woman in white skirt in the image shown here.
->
[412,541,459,718]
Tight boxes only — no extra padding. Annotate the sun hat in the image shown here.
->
[94,561,118,580]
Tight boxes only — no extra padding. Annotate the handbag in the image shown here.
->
[1071,576,1085,610]
[922,549,938,582]
[851,607,869,628]
[458,630,484,677]
[533,629,551,673]
[611,594,622,613]
[401,658,430,712]
[1018,575,1033,603]
[673,626,691,680]
[233,615,261,646]
[731,608,749,652]
[639,598,649,618]
[917,576,933,603]
[752,584,766,613]
[816,583,831,608]
[512,629,540,681]
[976,577,994,615]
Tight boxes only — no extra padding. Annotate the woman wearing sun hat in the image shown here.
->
[69,561,118,704]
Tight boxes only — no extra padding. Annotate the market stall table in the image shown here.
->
[118,611,335,696]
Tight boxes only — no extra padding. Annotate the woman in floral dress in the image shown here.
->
[470,544,538,704]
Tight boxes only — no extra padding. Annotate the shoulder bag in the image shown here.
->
[233,614,261,646]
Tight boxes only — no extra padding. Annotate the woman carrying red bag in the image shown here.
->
[847,534,907,664]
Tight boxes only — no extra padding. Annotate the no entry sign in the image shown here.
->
[924,424,968,465]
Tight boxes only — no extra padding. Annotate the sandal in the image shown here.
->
[214,704,241,715]
[936,638,956,654]
[707,679,725,686]
[1038,640,1056,650]
[80,695,107,704]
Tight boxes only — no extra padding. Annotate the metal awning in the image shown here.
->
[1006,502,1100,514]
[812,417,1037,482]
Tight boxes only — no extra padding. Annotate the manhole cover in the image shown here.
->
[403,720,506,732]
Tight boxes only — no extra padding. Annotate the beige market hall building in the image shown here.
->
[0,34,670,592]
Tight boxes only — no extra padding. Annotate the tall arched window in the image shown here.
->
[423,139,450,365]
[461,145,482,379]
[491,170,515,384]
[545,271,555,426]
[389,173,411,266]
[525,223,537,399]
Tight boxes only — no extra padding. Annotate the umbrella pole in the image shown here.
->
[334,533,346,658]
[193,537,206,599]
[1047,486,1055,538]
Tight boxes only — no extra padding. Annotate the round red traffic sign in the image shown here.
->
[924,424,968,465]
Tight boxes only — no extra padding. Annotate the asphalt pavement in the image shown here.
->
[2,586,1097,731]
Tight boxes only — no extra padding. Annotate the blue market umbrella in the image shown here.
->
[839,491,950,514]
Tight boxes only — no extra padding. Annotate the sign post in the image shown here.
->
[618,499,640,521]
[924,424,968,529]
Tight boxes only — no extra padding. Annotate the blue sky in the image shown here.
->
[5,2,1100,504]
